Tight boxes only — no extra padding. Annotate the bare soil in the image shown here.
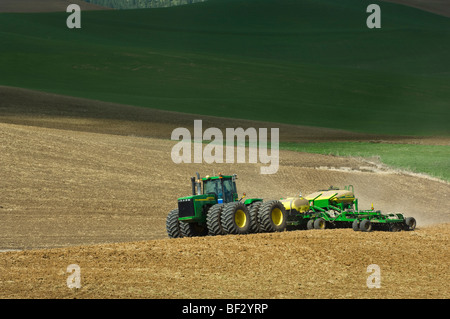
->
[1,224,449,299]
[0,86,449,298]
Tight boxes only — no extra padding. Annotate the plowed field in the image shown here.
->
[0,87,449,298]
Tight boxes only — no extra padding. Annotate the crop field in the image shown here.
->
[0,0,449,301]
[0,0,449,135]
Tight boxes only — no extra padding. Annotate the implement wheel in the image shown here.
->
[221,202,251,235]
[352,219,360,231]
[314,218,327,230]
[359,219,372,232]
[258,200,287,232]
[307,219,315,230]
[388,223,401,232]
[405,217,417,231]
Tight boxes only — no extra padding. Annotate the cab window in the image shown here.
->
[203,179,222,196]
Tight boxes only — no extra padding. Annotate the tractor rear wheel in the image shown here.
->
[166,209,182,238]
[258,200,287,232]
[179,221,208,237]
[206,204,225,236]
[249,201,263,233]
[221,202,251,235]
[360,219,372,232]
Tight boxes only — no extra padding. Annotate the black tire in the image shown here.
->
[248,201,263,233]
[258,200,287,233]
[314,217,327,230]
[206,204,225,236]
[221,202,251,235]
[307,219,315,230]
[388,223,401,232]
[166,209,182,238]
[179,221,208,237]
[352,219,360,231]
[360,219,372,232]
[405,217,416,231]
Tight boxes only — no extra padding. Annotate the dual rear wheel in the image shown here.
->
[257,200,287,233]
[216,200,287,235]
[166,200,287,238]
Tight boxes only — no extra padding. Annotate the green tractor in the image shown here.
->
[166,173,288,238]
[281,185,417,232]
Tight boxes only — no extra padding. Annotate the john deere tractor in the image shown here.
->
[166,173,287,238]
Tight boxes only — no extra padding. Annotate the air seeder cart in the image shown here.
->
[281,185,417,232]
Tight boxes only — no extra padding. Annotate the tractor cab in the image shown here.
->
[202,174,238,204]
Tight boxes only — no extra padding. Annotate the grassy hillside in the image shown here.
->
[281,142,450,182]
[0,0,449,135]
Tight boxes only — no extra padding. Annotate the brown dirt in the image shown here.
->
[0,86,449,298]
[1,224,449,299]
[0,0,111,13]
[381,0,450,18]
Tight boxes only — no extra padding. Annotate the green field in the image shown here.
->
[281,142,450,182]
[0,0,449,135]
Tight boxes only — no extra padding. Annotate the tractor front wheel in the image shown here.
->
[166,209,182,238]
[206,204,225,236]
[179,221,208,237]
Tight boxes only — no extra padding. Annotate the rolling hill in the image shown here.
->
[0,0,449,135]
